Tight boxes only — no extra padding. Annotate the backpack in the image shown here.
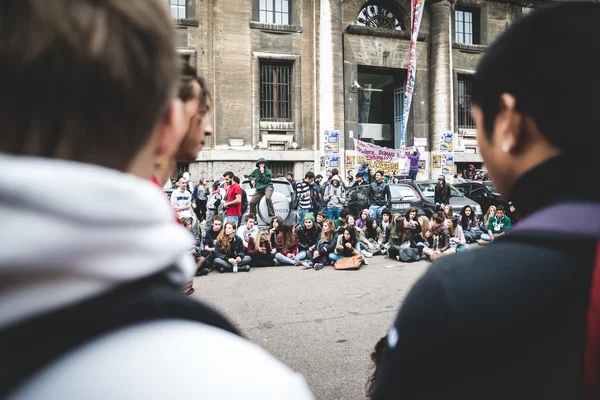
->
[241,189,249,215]
[0,273,240,397]
[206,191,222,211]
[506,202,600,400]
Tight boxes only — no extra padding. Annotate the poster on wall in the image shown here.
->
[418,160,426,171]
[442,163,454,175]
[440,131,453,152]
[414,137,427,147]
[323,130,341,175]
[432,155,442,169]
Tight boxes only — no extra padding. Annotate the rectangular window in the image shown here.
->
[259,0,290,25]
[170,0,186,19]
[457,75,474,129]
[454,8,480,45]
[260,62,293,122]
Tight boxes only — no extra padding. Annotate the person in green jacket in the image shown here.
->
[248,158,275,218]
[486,204,512,240]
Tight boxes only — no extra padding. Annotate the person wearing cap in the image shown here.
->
[248,158,275,218]
[434,175,451,208]
[464,164,476,180]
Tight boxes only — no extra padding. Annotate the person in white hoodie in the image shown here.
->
[0,1,313,399]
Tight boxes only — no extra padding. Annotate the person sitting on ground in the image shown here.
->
[324,175,345,221]
[443,204,454,221]
[460,205,481,243]
[448,216,468,253]
[316,211,327,229]
[404,208,423,245]
[388,215,420,262]
[269,216,284,250]
[478,204,512,245]
[214,221,251,273]
[248,229,277,267]
[416,215,430,247]
[248,158,275,218]
[307,218,338,271]
[506,202,521,225]
[364,217,385,255]
[275,222,301,266]
[331,226,364,266]
[236,213,258,248]
[171,175,194,221]
[334,209,349,229]
[196,215,223,276]
[422,213,453,261]
[356,209,369,229]
[295,213,321,264]
[380,208,392,248]
[479,204,497,233]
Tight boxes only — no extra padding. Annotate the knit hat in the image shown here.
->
[256,158,268,167]
[438,175,446,181]
[304,212,315,223]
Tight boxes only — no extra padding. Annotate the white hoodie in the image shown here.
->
[0,155,313,400]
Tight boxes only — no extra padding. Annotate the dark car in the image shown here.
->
[454,181,508,213]
[400,180,484,218]
[345,183,427,218]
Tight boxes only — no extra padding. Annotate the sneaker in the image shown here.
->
[477,239,488,246]
[380,249,388,255]
[361,250,373,258]
[396,255,401,261]
[363,258,369,265]
[198,268,210,276]
[273,259,281,266]
[302,261,313,269]
[240,265,251,272]
[314,263,324,271]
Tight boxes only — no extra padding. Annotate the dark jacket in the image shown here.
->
[374,155,600,400]
[369,180,391,207]
[434,183,451,204]
[214,235,246,260]
[202,228,221,250]
[296,224,321,251]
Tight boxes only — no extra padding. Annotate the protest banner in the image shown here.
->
[353,139,410,176]
[400,0,425,148]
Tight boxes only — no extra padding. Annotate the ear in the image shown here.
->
[155,98,187,159]
[496,93,525,153]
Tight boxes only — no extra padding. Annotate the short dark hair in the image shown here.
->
[212,215,223,223]
[376,170,384,177]
[179,61,211,117]
[434,213,445,224]
[317,211,327,219]
[331,168,339,176]
[223,171,234,179]
[245,213,256,222]
[340,209,349,219]
[0,0,179,171]
[305,172,315,180]
[355,173,362,179]
[287,172,294,178]
[233,176,240,184]
[316,174,323,180]
[473,2,600,156]
[496,205,505,212]
[382,208,391,217]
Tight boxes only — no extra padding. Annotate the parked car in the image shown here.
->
[400,180,483,218]
[345,183,427,219]
[241,179,298,227]
[454,181,508,213]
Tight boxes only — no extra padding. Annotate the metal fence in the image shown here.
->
[260,63,292,122]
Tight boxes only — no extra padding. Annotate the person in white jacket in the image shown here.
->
[0,1,313,399]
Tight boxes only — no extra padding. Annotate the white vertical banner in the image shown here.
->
[400,0,425,148]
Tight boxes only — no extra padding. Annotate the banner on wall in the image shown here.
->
[353,139,410,176]
[400,0,426,148]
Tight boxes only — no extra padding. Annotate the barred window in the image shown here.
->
[170,0,186,19]
[260,62,292,122]
[455,8,480,45]
[259,0,290,25]
[457,75,474,129]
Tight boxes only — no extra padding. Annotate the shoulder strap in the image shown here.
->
[506,202,600,399]
[0,273,240,398]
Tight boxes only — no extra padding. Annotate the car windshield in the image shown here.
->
[390,185,419,200]
[242,181,292,197]
[483,182,500,195]
[416,182,462,197]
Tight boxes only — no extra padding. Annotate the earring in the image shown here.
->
[501,141,510,153]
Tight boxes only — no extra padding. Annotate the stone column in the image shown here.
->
[429,0,453,178]
[318,0,344,173]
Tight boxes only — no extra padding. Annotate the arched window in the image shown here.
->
[357,2,404,31]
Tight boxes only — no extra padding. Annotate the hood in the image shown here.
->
[362,162,368,168]
[0,154,195,329]
[330,175,341,184]
[361,208,370,216]
[256,158,267,167]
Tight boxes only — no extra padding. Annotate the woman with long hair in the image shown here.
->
[480,204,497,232]
[443,204,454,220]
[269,216,284,249]
[434,175,451,206]
[308,219,338,270]
[213,222,251,272]
[274,222,301,266]
[248,229,276,267]
[418,215,430,244]
[330,226,363,265]
[404,207,422,244]
[364,217,385,255]
[460,205,480,243]
[448,216,468,253]
[388,216,413,261]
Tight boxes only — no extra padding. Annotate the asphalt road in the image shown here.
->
[194,255,430,400]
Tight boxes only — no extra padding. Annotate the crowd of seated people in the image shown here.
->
[186,201,521,274]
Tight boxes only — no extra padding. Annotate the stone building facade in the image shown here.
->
[169,0,540,181]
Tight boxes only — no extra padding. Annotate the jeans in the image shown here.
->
[480,233,492,242]
[214,255,252,272]
[329,253,343,262]
[369,205,386,223]
[298,208,310,224]
[274,252,296,265]
[296,250,308,261]
[408,169,418,181]
[326,208,341,221]
[223,215,240,227]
